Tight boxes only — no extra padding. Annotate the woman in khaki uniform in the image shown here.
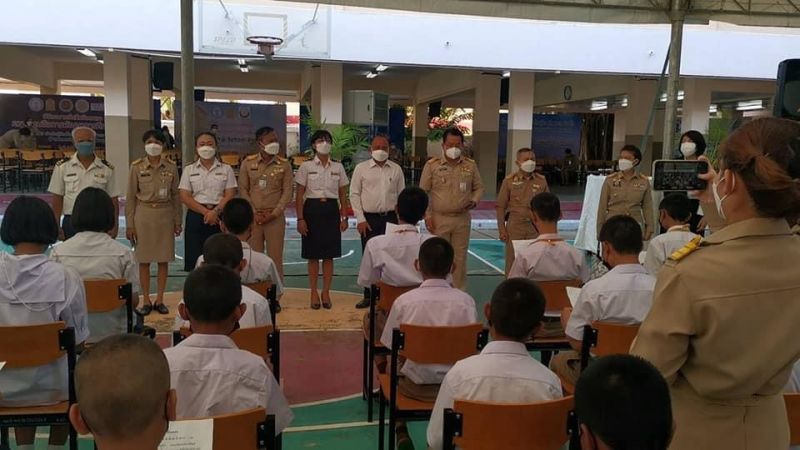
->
[125,129,181,315]
[631,117,800,450]
[597,145,655,240]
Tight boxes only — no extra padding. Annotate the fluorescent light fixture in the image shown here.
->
[502,71,511,78]
[659,90,685,102]
[375,64,388,72]
[237,58,246,65]
[77,48,96,58]
[620,97,629,108]
[709,104,718,114]
[366,71,378,79]
[590,100,608,111]
[499,109,509,114]
[239,64,249,73]
[736,100,763,111]
[235,99,277,105]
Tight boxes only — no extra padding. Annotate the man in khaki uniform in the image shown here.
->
[420,128,484,289]
[239,126,293,278]
[597,146,655,240]
[496,147,549,274]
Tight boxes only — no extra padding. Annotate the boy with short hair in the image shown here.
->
[644,194,700,276]
[164,265,293,431]
[69,334,177,450]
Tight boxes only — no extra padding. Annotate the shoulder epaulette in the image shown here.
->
[465,157,475,163]
[245,154,259,161]
[101,159,114,170]
[56,158,69,166]
[132,158,143,166]
[426,157,440,164]
[277,156,288,163]
[669,236,703,262]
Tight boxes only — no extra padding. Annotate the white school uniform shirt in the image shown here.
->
[47,153,120,215]
[786,360,800,393]
[643,225,699,276]
[163,334,293,432]
[50,231,139,343]
[173,285,272,331]
[565,264,656,341]
[0,253,89,407]
[349,159,405,222]
[178,159,237,205]
[380,278,478,384]
[294,156,349,199]
[507,233,590,283]
[426,340,563,450]
[357,224,431,288]
[196,241,284,296]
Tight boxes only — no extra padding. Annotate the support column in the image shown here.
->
[104,52,153,195]
[681,78,711,135]
[505,72,535,174]
[311,63,343,126]
[180,0,195,164]
[412,103,429,158]
[473,73,502,198]
[624,79,659,173]
[663,0,687,156]
[612,110,627,152]
[39,85,59,95]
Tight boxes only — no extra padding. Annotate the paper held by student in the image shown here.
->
[158,418,214,450]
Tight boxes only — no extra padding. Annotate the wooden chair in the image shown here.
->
[83,280,134,335]
[244,281,278,326]
[362,282,417,422]
[221,153,241,175]
[19,151,47,191]
[785,393,800,445]
[538,280,583,311]
[0,323,78,450]
[0,149,19,192]
[442,397,578,450]
[378,324,488,450]
[173,408,274,450]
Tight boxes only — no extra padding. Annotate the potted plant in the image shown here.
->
[426,108,472,156]
[300,113,370,175]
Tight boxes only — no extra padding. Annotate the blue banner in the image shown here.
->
[532,113,582,159]
[0,94,105,147]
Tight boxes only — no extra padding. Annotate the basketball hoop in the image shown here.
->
[247,36,283,59]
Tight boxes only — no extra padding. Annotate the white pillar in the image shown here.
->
[681,78,711,135]
[104,52,153,196]
[623,79,659,173]
[506,72,535,174]
[612,111,627,153]
[473,73,501,198]
[311,63,343,125]
[39,85,59,95]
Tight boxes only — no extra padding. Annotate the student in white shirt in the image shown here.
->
[177,233,271,330]
[0,196,89,450]
[164,265,292,432]
[427,278,563,450]
[644,194,700,276]
[70,335,177,450]
[508,192,589,283]
[574,354,673,450]
[552,215,656,385]
[51,187,140,343]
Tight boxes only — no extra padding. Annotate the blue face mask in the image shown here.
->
[75,141,95,155]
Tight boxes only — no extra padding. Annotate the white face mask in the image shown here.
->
[315,142,332,155]
[197,145,216,160]
[618,158,635,172]
[712,174,733,221]
[520,160,536,173]
[680,142,697,158]
[264,142,280,156]
[444,147,462,160]
[145,143,163,157]
[372,149,389,162]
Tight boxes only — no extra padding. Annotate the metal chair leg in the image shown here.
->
[0,427,10,450]
[69,425,78,450]
[378,388,386,450]
[362,339,368,401]
[367,345,375,422]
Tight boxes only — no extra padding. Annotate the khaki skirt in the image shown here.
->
[133,203,176,263]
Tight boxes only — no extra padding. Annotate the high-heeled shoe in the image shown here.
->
[321,292,332,309]
[310,292,321,310]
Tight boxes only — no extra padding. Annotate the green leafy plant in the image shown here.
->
[427,108,472,142]
[301,110,369,174]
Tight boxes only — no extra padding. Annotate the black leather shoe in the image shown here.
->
[355,298,371,309]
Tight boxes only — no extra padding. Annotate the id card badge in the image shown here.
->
[459,181,468,193]
[259,178,268,189]
[158,187,168,199]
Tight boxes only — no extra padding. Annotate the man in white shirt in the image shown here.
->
[164,265,292,432]
[552,215,656,385]
[427,278,563,450]
[0,126,35,148]
[178,233,271,330]
[350,134,406,308]
[508,192,589,283]
[644,194,700,276]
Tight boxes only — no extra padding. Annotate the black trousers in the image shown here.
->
[184,209,221,271]
[62,215,76,240]
[360,211,398,299]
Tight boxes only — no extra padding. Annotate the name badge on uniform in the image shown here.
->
[158,187,168,199]
[459,181,468,192]
[259,178,268,189]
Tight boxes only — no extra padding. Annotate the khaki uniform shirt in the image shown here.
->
[496,172,549,223]
[419,157,484,215]
[48,154,120,215]
[597,171,654,235]
[631,218,800,450]
[125,157,181,226]
[239,153,293,213]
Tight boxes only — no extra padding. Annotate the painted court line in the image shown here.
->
[284,421,375,433]
[291,392,363,408]
[467,249,504,275]
[284,249,355,265]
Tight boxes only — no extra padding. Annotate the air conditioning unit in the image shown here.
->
[343,90,389,126]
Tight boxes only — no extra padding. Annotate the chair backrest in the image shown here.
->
[84,279,134,333]
[786,393,800,445]
[0,322,73,368]
[221,153,240,166]
[377,282,417,312]
[245,281,270,298]
[538,280,583,311]
[579,321,640,371]
[21,151,43,162]
[2,149,18,159]
[396,323,487,365]
[243,281,277,326]
[172,408,271,450]
[445,397,576,450]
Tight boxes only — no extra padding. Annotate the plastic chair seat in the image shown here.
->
[377,374,434,411]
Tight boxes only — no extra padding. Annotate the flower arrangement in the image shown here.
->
[426,108,472,142]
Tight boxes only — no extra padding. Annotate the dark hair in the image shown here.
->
[19,127,31,136]
[1,196,58,246]
[142,129,165,144]
[396,187,428,224]
[418,237,454,277]
[717,117,800,220]
[183,264,242,323]
[575,355,673,450]
[195,131,218,146]
[71,187,116,233]
[620,145,642,163]
[202,233,243,270]
[489,278,546,341]
[530,192,561,222]
[255,126,275,140]
[516,148,533,158]
[220,198,254,235]
[598,215,643,255]
[161,125,170,131]
[310,129,333,146]
[679,130,707,157]
[659,194,692,223]
[442,127,465,144]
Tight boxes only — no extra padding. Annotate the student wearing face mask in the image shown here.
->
[239,126,293,282]
[349,133,406,308]
[631,117,800,450]
[125,129,181,315]
[597,144,654,241]
[49,126,121,240]
[178,131,238,272]
[496,147,550,275]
